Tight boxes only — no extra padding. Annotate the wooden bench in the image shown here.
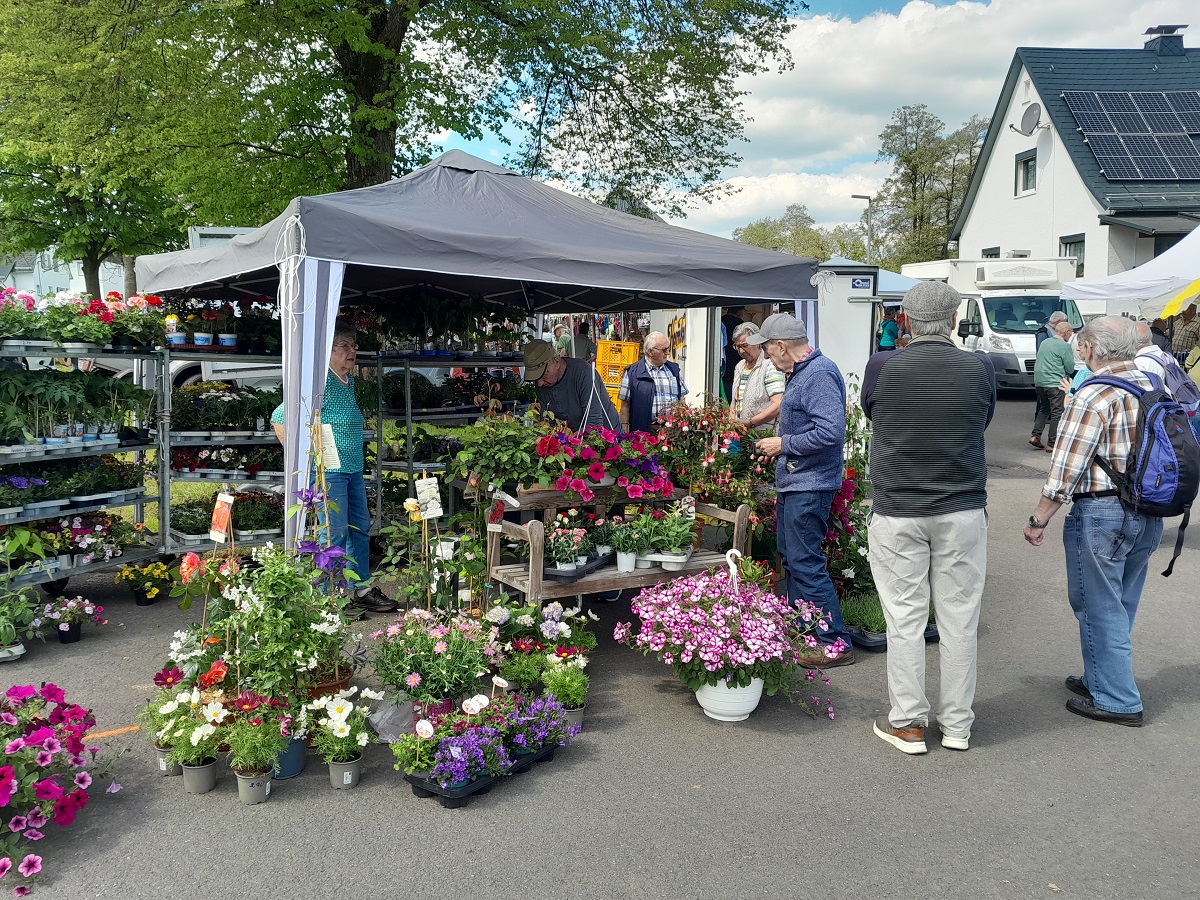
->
[484,486,751,607]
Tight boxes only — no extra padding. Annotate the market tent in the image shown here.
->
[1062,227,1200,320]
[137,150,819,545]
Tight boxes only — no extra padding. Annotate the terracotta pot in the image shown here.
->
[307,667,354,701]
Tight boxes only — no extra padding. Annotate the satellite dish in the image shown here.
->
[1013,103,1042,137]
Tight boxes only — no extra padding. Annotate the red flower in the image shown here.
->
[535,435,562,458]
[197,659,228,689]
[587,462,606,482]
[488,501,505,525]
[146,294,163,307]
[97,309,114,324]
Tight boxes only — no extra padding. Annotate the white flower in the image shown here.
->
[857,547,869,557]
[158,700,180,715]
[484,607,510,625]
[356,732,370,747]
[175,691,192,704]
[359,688,385,701]
[414,719,435,739]
[202,701,228,724]
[516,614,534,627]
[189,687,201,705]
[587,610,600,621]
[841,568,855,579]
[325,698,354,721]
[331,721,351,738]
[558,622,572,637]
[190,723,216,746]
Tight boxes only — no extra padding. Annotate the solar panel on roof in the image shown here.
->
[1134,94,1173,113]
[1143,112,1185,133]
[1157,134,1200,157]
[1066,90,1200,180]
[1096,156,1142,179]
[1131,155,1176,178]
[1098,92,1137,114]
[1166,91,1200,111]
[1085,134,1125,154]
[1123,135,1160,154]
[1171,157,1200,178]
[1108,113,1150,133]
[1063,90,1104,112]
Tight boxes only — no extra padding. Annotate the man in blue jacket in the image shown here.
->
[750,314,852,667]
[618,331,688,433]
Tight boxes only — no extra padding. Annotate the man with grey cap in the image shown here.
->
[750,313,853,667]
[861,281,996,754]
[522,339,619,431]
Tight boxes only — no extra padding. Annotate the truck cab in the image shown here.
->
[901,258,1083,389]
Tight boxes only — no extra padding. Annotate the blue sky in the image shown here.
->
[444,0,1198,237]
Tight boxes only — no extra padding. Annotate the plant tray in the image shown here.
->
[844,623,939,652]
[404,744,558,809]
[168,528,212,548]
[542,551,615,584]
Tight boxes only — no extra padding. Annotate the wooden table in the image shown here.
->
[484,487,751,607]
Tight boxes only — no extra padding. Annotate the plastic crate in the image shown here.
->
[597,340,640,366]
[599,363,627,386]
[606,385,622,406]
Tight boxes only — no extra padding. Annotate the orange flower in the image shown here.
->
[179,552,202,583]
[197,659,228,688]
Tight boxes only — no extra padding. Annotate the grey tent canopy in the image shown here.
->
[136,150,817,313]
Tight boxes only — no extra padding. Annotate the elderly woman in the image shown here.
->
[271,321,396,614]
[730,322,785,431]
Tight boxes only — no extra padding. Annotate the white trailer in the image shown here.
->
[900,257,1084,390]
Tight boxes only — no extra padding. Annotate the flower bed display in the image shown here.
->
[170,446,284,477]
[169,382,281,434]
[0,369,154,448]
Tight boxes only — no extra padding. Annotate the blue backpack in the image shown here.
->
[1088,374,1200,576]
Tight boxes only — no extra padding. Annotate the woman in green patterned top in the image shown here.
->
[272,321,396,613]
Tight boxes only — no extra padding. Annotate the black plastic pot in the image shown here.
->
[404,744,558,809]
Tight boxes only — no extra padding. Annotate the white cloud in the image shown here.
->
[674,0,1198,237]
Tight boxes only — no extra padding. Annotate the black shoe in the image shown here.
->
[1065,697,1143,727]
[350,587,399,613]
[1065,675,1092,700]
[593,590,622,603]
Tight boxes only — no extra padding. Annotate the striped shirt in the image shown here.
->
[1042,361,1150,502]
[861,336,997,517]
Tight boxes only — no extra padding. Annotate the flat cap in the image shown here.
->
[902,281,962,321]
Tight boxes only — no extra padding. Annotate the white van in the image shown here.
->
[901,258,1084,390]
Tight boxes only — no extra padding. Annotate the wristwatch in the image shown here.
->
[1028,515,1048,529]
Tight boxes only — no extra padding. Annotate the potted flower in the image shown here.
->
[371,609,498,721]
[0,683,119,894]
[0,290,39,346]
[545,527,586,572]
[34,595,105,645]
[840,589,889,649]
[135,683,190,776]
[608,516,648,573]
[0,573,42,663]
[510,688,582,750]
[430,726,511,789]
[43,296,114,349]
[649,503,697,569]
[225,700,290,805]
[498,641,550,694]
[590,517,614,556]
[307,686,384,789]
[164,689,228,794]
[614,562,840,722]
[230,491,284,538]
[541,663,589,731]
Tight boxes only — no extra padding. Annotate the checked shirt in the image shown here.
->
[1042,361,1151,503]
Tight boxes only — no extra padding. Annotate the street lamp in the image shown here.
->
[851,194,874,265]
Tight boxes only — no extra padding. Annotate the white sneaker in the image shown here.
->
[940,731,969,751]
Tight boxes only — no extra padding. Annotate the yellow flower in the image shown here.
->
[403,498,420,513]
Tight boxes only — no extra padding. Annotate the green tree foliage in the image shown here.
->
[873,105,988,267]
[732,203,866,262]
[0,0,804,239]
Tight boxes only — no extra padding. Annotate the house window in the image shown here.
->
[1015,150,1037,194]
[1060,234,1085,278]
[1154,234,1184,257]
[981,247,1000,259]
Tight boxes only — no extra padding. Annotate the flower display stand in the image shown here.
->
[404,743,560,809]
[485,487,751,609]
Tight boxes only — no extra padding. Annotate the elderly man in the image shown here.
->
[618,331,688,433]
[1170,305,1200,361]
[1036,310,1068,350]
[750,314,852,667]
[1030,321,1075,451]
[730,322,785,430]
[522,339,619,432]
[861,282,996,754]
[1024,317,1163,727]
[1134,321,1200,413]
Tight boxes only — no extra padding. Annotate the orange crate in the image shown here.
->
[597,340,640,366]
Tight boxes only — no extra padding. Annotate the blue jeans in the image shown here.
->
[776,489,852,651]
[1063,497,1162,713]
[324,471,371,589]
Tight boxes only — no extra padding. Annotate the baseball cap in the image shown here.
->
[745,313,808,345]
[522,339,556,381]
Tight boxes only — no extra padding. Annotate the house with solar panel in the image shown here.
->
[952,25,1200,278]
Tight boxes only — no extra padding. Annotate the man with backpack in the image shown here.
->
[1023,317,1199,727]
[1134,322,1200,415]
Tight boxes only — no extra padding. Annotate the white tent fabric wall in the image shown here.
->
[280,257,345,547]
[1062,226,1200,319]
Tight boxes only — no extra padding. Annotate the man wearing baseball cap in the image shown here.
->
[522,339,619,432]
[750,313,852,668]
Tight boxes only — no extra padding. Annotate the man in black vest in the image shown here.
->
[618,332,688,433]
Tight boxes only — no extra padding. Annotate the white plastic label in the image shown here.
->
[343,771,353,785]
[264,781,271,796]
[158,758,167,771]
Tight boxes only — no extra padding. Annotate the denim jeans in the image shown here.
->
[776,489,852,651]
[323,471,371,589]
[1063,497,1162,713]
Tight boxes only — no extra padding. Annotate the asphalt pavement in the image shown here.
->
[11,393,1200,900]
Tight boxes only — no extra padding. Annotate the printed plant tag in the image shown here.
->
[210,492,234,542]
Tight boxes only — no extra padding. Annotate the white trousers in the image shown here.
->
[867,508,988,739]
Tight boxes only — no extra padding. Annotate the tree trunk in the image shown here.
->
[122,255,138,297]
[345,124,398,189]
[81,256,102,300]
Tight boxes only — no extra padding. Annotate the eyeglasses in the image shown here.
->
[647,345,669,354]
[332,342,358,352]
[733,342,749,351]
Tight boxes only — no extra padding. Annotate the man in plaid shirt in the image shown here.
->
[1023,317,1162,727]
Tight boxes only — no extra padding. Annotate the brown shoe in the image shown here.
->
[873,717,928,754]
[796,648,855,669]
[1029,436,1046,450]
